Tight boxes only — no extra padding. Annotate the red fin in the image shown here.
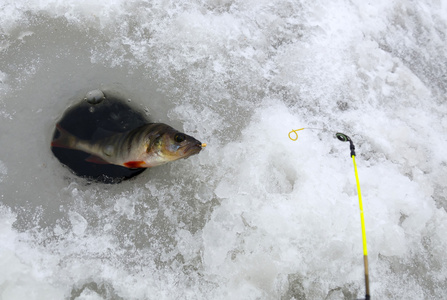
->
[85,155,110,164]
[124,161,145,169]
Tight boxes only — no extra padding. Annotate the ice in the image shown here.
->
[0,161,7,183]
[69,211,88,236]
[113,197,136,219]
[1,0,447,299]
[0,208,65,299]
[75,288,104,300]
[84,89,105,104]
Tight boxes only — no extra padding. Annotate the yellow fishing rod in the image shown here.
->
[289,128,370,300]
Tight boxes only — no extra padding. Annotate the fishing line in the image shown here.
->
[289,128,371,300]
[287,127,328,141]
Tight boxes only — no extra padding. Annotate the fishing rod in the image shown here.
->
[289,128,371,300]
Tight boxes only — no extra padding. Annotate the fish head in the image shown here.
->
[143,125,203,167]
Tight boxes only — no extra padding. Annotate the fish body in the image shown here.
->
[51,123,203,168]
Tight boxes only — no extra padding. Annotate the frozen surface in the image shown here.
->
[1,0,446,299]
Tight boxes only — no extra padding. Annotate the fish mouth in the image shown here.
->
[182,142,203,156]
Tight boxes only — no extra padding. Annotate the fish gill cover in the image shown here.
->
[0,0,446,299]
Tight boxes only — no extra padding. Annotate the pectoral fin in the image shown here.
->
[123,161,145,169]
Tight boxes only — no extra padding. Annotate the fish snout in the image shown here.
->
[183,141,203,156]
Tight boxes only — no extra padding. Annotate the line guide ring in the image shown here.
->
[288,128,304,141]
[288,127,326,141]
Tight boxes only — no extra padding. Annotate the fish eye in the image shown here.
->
[174,133,186,143]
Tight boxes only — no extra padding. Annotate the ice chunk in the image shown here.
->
[69,211,88,236]
[84,89,105,104]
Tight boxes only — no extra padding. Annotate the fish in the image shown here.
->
[51,123,204,169]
